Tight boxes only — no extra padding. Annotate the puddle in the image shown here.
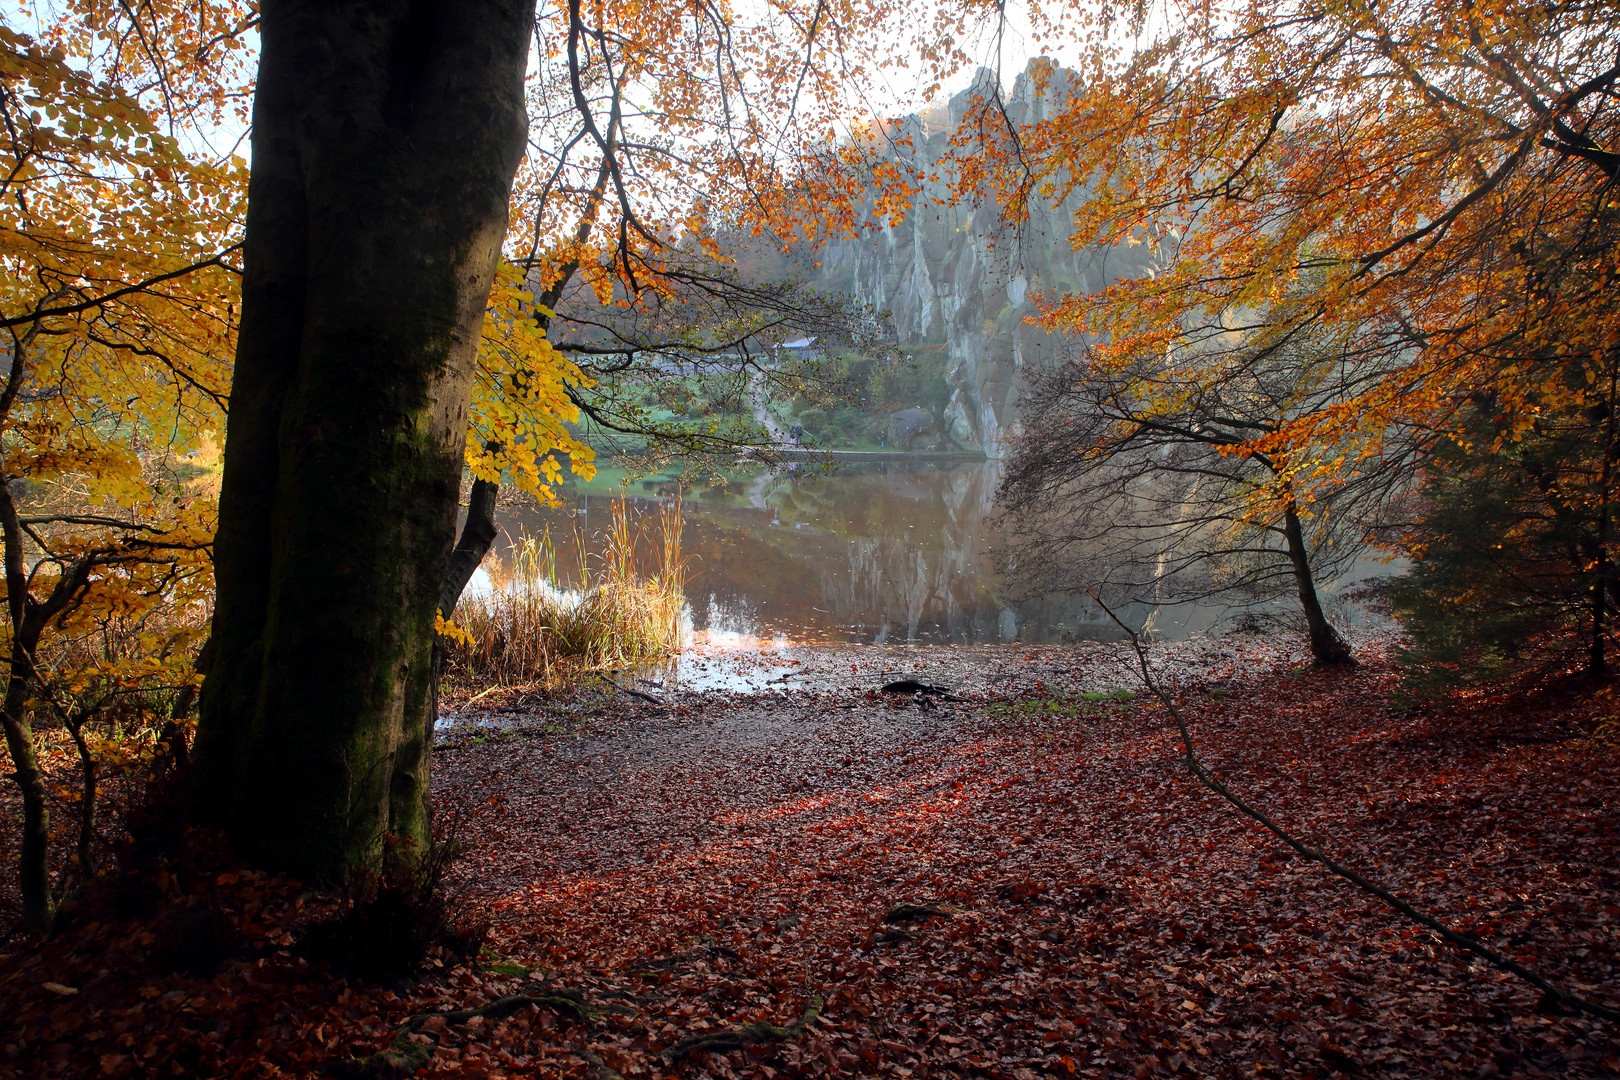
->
[634,639,823,695]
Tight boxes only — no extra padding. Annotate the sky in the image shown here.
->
[0,0,1178,157]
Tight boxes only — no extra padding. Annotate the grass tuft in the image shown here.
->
[445,498,686,687]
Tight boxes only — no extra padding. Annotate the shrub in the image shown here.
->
[832,405,864,435]
[1389,401,1615,690]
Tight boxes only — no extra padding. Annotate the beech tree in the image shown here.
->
[186,1,538,883]
[190,0,912,886]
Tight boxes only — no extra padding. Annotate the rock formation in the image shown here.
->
[805,61,1165,455]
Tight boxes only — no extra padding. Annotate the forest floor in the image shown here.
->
[2,634,1619,1078]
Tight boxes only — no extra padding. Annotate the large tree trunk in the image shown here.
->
[1282,502,1356,668]
[192,0,534,884]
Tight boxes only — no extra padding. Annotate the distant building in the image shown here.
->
[775,336,820,362]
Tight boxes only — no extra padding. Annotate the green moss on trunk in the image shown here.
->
[195,0,535,883]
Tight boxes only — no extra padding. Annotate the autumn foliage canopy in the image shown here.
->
[978,0,1620,670]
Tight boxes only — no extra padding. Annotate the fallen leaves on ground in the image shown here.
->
[2,636,1617,1078]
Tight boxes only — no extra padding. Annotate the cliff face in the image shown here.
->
[806,62,1163,455]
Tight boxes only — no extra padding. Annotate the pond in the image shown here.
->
[470,456,1217,649]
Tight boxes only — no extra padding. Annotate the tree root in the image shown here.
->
[336,990,601,1078]
[576,1045,626,1080]
[631,941,738,972]
[663,994,825,1061]
[882,903,952,925]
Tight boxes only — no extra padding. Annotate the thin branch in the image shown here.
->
[17,515,165,533]
[0,246,243,330]
[1092,593,1620,1024]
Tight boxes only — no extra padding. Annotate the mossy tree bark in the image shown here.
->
[193,0,534,884]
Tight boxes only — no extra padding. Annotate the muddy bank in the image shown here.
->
[435,635,1279,729]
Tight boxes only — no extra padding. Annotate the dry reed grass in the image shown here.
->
[445,498,685,686]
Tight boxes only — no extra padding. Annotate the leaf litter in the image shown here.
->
[2,635,1617,1078]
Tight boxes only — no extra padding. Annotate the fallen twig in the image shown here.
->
[879,679,966,701]
[459,683,505,709]
[1093,593,1620,1024]
[598,674,664,705]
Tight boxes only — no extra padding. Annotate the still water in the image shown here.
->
[474,457,1175,647]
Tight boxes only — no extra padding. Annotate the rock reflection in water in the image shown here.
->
[489,459,1143,646]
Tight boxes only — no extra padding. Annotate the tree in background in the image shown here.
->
[1389,309,1620,682]
[999,329,1418,665]
[965,0,1620,662]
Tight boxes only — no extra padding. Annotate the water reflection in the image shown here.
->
[483,458,1162,646]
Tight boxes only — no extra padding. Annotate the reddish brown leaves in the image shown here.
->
[3,638,1618,1078]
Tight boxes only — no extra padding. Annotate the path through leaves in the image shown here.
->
[2,637,1616,1078]
[430,639,1619,1077]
